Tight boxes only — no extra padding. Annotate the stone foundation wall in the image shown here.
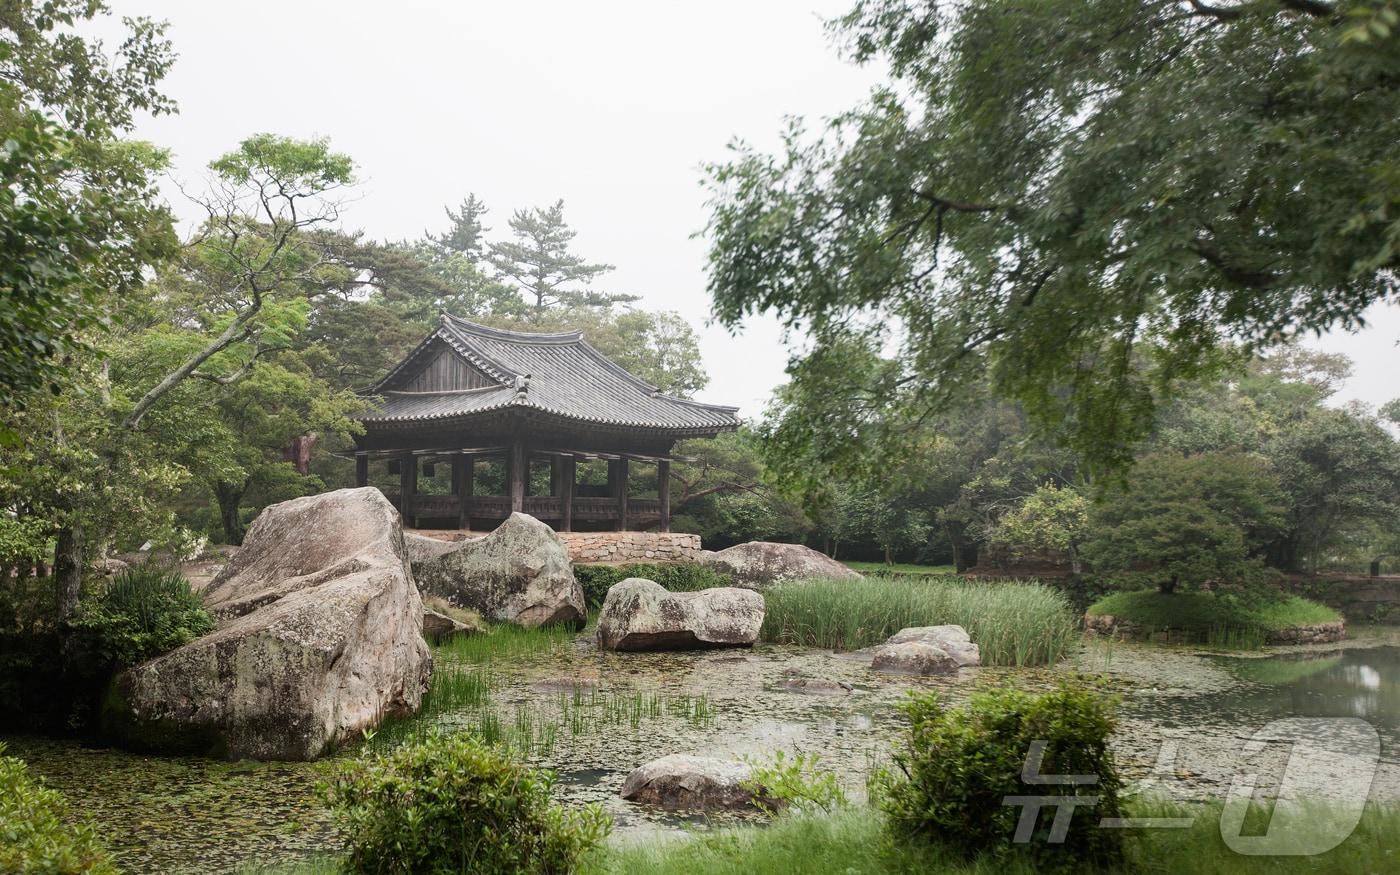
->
[1084,612,1346,645]
[556,532,702,564]
[1281,575,1400,625]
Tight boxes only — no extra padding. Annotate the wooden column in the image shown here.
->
[399,453,417,527]
[508,443,525,514]
[657,459,671,533]
[355,454,368,488]
[549,456,562,497]
[560,455,576,532]
[455,454,474,529]
[610,457,629,531]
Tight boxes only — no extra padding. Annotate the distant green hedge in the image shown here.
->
[573,563,734,608]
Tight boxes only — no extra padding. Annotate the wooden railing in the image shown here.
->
[384,489,659,525]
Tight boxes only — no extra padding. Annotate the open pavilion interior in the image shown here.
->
[351,315,740,533]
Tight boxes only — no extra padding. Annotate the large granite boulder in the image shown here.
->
[620,754,774,811]
[411,512,585,629]
[596,578,764,651]
[870,624,979,676]
[698,541,861,589]
[104,488,431,760]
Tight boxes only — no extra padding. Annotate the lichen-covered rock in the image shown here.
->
[103,487,431,761]
[698,541,860,589]
[882,625,980,667]
[411,512,585,629]
[870,641,960,675]
[596,578,763,651]
[870,625,979,675]
[423,607,480,642]
[404,531,463,563]
[620,754,774,810]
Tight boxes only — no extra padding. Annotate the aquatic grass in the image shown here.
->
[759,576,1078,666]
[433,620,576,663]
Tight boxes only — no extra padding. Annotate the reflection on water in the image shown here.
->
[1210,647,1397,745]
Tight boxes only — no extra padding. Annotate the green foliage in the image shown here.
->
[574,562,735,609]
[321,729,611,874]
[1082,452,1284,594]
[72,567,214,669]
[1087,590,1340,640]
[741,751,848,816]
[759,576,1077,666]
[989,484,1089,571]
[705,0,1400,474]
[879,682,1123,868]
[0,741,118,874]
[0,1,176,416]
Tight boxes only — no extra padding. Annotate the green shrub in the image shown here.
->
[322,729,611,874]
[760,576,1078,666]
[741,751,848,815]
[879,681,1124,869]
[574,562,734,608]
[0,742,118,874]
[72,566,215,668]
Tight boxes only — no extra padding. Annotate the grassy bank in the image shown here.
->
[1086,590,1340,646]
[247,802,1400,875]
[843,561,956,576]
[759,576,1078,665]
[581,802,1400,875]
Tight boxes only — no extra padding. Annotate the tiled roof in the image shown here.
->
[356,315,740,433]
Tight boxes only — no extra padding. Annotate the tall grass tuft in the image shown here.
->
[759,577,1078,666]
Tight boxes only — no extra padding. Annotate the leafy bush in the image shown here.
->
[574,562,734,608]
[879,681,1124,869]
[0,742,118,874]
[760,576,1078,666]
[322,729,611,874]
[72,566,215,668]
[741,751,848,815]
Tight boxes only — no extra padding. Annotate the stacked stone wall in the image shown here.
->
[557,531,702,564]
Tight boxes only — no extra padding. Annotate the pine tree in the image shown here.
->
[487,200,635,314]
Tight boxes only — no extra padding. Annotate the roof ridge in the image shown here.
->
[443,313,584,344]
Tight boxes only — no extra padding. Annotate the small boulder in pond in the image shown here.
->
[596,578,763,651]
[870,624,979,676]
[104,487,431,760]
[620,754,775,811]
[698,541,860,589]
[411,512,585,629]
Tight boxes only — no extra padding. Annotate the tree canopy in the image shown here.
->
[705,0,1400,472]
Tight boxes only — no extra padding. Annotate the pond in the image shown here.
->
[5,627,1398,873]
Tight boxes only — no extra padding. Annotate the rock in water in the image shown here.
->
[596,578,764,651]
[411,512,585,629]
[104,488,431,761]
[620,754,774,810]
[869,625,980,676]
[883,626,980,666]
[698,541,861,588]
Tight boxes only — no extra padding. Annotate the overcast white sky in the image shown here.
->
[112,0,1397,419]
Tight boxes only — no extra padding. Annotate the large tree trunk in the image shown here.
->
[53,525,85,620]
[944,521,978,573]
[215,480,248,546]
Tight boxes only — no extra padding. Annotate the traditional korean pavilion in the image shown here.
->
[351,314,740,532]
